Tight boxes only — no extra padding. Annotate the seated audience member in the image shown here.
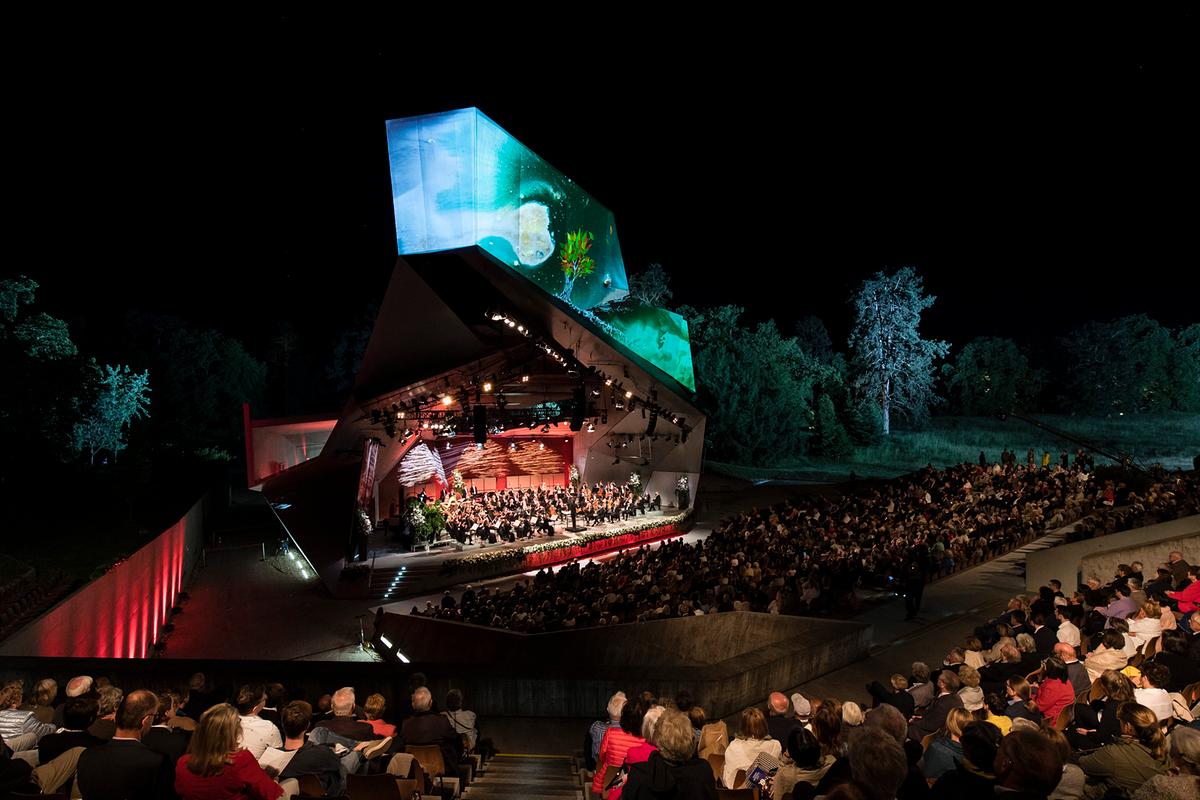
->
[1055,605,1081,649]
[842,702,864,731]
[1032,613,1058,657]
[791,693,813,729]
[1078,702,1169,798]
[929,721,1003,799]
[142,690,190,766]
[964,637,987,669]
[257,682,287,735]
[772,728,835,800]
[1132,725,1199,800]
[1015,633,1043,674]
[442,688,479,753]
[923,707,972,780]
[722,706,780,788]
[181,673,214,721]
[53,675,94,728]
[612,706,665,800]
[1097,583,1139,625]
[1149,629,1200,692]
[1041,727,1085,800]
[77,689,172,800]
[992,730,1065,799]
[314,687,377,741]
[266,700,383,797]
[1127,601,1163,650]
[1165,565,1200,614]
[1069,669,1137,752]
[24,679,56,725]
[811,699,845,760]
[89,685,125,741]
[594,697,650,797]
[906,662,934,711]
[980,645,1026,696]
[38,696,103,764]
[363,693,396,738]
[1052,642,1091,696]
[1133,662,1174,725]
[402,686,464,781]
[983,693,1013,736]
[817,703,927,799]
[589,691,626,767]
[698,705,729,759]
[867,674,915,719]
[766,692,800,745]
[620,709,716,800]
[236,684,282,759]
[1034,657,1075,725]
[1004,676,1044,725]
[845,728,909,800]
[0,684,55,749]
[175,703,282,800]
[909,670,964,742]
[1084,631,1130,682]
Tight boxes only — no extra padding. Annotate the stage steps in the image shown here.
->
[366,562,446,602]
[465,754,582,800]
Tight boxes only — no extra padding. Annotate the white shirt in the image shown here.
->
[239,714,282,759]
[722,737,782,788]
[1127,617,1162,650]
[1134,687,1173,724]
[1056,620,1081,648]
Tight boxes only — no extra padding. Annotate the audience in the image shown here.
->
[77,689,172,800]
[620,708,716,800]
[1078,702,1169,798]
[722,707,780,788]
[175,703,282,800]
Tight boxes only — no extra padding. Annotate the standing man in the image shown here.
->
[903,543,928,621]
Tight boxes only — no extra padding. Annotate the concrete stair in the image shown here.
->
[465,754,583,800]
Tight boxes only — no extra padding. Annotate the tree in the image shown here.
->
[848,267,950,435]
[73,363,151,464]
[326,302,378,399]
[1060,314,1173,414]
[794,315,835,365]
[1168,323,1200,412]
[845,398,884,446]
[627,263,673,306]
[943,337,1043,415]
[557,229,595,304]
[810,394,853,458]
[676,305,823,465]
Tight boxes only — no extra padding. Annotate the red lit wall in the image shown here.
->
[0,497,206,658]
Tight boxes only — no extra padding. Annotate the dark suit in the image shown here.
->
[980,660,1027,697]
[76,738,171,800]
[766,714,800,747]
[1065,661,1091,695]
[38,730,104,765]
[1033,625,1057,657]
[143,726,190,766]
[401,711,463,772]
[908,692,964,741]
[866,684,916,719]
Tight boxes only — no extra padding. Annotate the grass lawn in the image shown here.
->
[709,413,1200,482]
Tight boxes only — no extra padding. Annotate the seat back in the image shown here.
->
[406,744,446,780]
[346,773,405,800]
[1053,703,1074,731]
[706,752,725,784]
[602,763,621,791]
[296,773,326,797]
[732,768,747,789]
[921,732,937,751]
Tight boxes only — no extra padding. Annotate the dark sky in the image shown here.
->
[11,11,1197,356]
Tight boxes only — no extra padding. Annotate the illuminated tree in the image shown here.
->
[848,267,950,435]
[72,363,151,464]
[557,229,595,304]
[628,263,673,306]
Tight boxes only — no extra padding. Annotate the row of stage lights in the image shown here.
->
[363,309,690,443]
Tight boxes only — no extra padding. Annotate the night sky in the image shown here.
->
[12,12,1197,356]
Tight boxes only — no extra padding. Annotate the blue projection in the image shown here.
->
[385,108,695,392]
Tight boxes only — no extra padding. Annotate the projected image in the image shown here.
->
[386,108,695,392]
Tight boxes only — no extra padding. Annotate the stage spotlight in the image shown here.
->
[624,390,633,399]
[604,378,613,386]
[489,311,504,321]
[521,374,530,383]
[482,381,493,393]
[442,395,453,406]
[538,441,545,450]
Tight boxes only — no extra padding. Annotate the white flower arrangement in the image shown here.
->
[628,471,642,490]
[676,475,689,491]
[569,465,581,486]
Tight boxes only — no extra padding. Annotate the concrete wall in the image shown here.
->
[1025,514,1200,592]
[376,611,872,719]
[0,496,207,658]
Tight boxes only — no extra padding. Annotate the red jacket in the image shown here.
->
[1167,581,1200,613]
[1035,678,1075,725]
[593,728,646,796]
[175,749,283,800]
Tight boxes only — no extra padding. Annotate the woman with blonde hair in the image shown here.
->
[1078,702,1169,799]
[722,707,781,788]
[1133,725,1199,800]
[922,707,972,780]
[175,703,283,799]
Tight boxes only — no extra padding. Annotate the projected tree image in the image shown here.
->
[558,229,595,304]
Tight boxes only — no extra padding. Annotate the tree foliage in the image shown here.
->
[794,315,836,366]
[326,302,379,399]
[73,363,151,464]
[557,229,595,302]
[848,267,950,434]
[627,263,674,307]
[1167,323,1200,412]
[676,305,829,465]
[1060,314,1174,414]
[943,337,1043,415]
[810,394,853,458]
